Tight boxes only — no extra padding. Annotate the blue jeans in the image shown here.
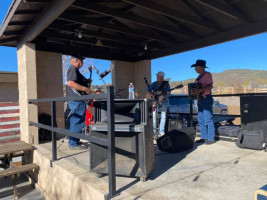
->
[197,95,215,141]
[153,101,167,135]
[68,100,86,147]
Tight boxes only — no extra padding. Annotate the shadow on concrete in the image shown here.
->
[148,142,204,180]
[0,175,44,200]
[117,178,140,194]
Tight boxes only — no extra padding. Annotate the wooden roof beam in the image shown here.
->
[14,9,42,15]
[17,0,75,48]
[71,1,195,38]
[0,37,17,45]
[58,14,177,45]
[35,42,144,62]
[194,0,250,23]
[123,0,220,32]
[40,30,144,52]
[48,22,144,46]
[180,0,222,31]
[3,30,24,36]
[8,21,32,26]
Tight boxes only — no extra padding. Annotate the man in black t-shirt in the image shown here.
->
[67,55,92,150]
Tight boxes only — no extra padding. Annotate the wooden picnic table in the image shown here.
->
[0,141,33,168]
[0,141,37,200]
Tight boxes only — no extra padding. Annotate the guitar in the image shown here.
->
[144,77,183,105]
[88,65,93,89]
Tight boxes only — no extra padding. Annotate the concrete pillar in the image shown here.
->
[134,60,151,98]
[184,86,188,94]
[17,43,38,144]
[231,87,235,94]
[217,87,221,95]
[36,51,64,129]
[112,60,151,99]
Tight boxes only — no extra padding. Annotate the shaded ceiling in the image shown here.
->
[0,0,267,62]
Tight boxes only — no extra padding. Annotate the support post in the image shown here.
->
[107,86,116,198]
[51,101,57,161]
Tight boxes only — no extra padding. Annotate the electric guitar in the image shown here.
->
[88,65,93,89]
[144,77,183,105]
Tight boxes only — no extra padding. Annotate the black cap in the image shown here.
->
[70,54,85,61]
[191,59,208,68]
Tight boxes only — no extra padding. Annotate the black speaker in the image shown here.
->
[157,127,196,153]
[165,118,183,133]
[241,96,267,136]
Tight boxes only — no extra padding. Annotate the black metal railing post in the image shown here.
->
[107,86,116,198]
[51,101,57,161]
[189,99,193,127]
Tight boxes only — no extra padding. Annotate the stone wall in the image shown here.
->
[36,51,64,129]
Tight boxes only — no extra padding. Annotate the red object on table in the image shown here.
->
[85,100,94,125]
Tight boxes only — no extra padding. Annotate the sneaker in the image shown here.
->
[205,140,215,145]
[195,138,206,143]
[68,145,87,150]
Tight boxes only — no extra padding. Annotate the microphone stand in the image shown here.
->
[91,65,108,86]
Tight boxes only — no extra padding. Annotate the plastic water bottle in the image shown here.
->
[128,83,135,99]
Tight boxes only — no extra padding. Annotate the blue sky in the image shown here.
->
[0,0,267,85]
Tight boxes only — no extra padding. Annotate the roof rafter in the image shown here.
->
[17,0,75,48]
[48,22,144,46]
[35,42,146,62]
[8,21,32,26]
[151,19,267,59]
[71,0,195,38]
[58,14,177,45]
[194,0,250,23]
[123,0,220,32]
[3,30,24,36]
[0,37,17,45]
[14,9,42,15]
[180,0,222,31]
[40,30,144,52]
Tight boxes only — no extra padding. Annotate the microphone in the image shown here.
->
[99,70,110,78]
[99,63,114,78]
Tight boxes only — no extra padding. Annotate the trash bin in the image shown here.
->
[90,99,154,181]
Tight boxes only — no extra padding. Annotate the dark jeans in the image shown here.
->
[197,95,215,141]
[68,100,86,147]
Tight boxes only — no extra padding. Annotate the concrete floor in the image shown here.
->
[0,174,45,200]
[36,138,267,200]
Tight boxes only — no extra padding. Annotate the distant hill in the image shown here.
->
[170,69,267,88]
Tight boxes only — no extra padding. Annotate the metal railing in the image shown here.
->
[188,92,267,126]
[28,86,116,199]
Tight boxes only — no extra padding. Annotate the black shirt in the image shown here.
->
[66,65,88,96]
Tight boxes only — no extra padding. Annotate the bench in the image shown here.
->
[0,163,39,200]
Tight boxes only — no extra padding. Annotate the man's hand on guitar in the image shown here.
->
[84,88,92,95]
[149,92,155,99]
[87,78,92,84]
[192,88,200,95]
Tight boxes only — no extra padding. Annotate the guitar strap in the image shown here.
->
[195,72,211,97]
[71,87,82,96]
[195,72,207,83]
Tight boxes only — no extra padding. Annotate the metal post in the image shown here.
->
[51,101,57,161]
[107,86,116,198]
[189,99,193,127]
